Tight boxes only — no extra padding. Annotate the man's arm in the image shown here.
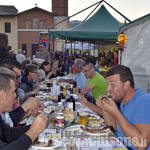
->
[0,112,48,150]
[0,117,32,150]
[80,84,94,95]
[100,98,150,149]
[77,95,117,129]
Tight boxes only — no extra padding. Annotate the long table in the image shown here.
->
[27,95,127,150]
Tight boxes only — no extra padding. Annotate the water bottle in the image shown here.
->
[56,102,65,134]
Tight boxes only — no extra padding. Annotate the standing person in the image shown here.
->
[0,33,13,64]
[35,43,50,63]
[17,64,39,104]
[16,49,25,64]
[0,73,48,150]
[77,65,150,149]
[114,50,118,65]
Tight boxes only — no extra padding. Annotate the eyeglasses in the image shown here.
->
[83,68,92,73]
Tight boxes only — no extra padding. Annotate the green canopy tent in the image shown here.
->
[49,5,123,41]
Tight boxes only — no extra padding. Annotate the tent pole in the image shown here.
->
[103,0,131,22]
[48,0,104,51]
[118,50,121,65]
[84,0,104,21]
[65,39,67,52]
[71,42,72,54]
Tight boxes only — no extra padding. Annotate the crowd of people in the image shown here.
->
[0,32,150,150]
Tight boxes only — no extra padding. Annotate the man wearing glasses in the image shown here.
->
[80,62,107,103]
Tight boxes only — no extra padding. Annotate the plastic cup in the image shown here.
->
[79,112,88,126]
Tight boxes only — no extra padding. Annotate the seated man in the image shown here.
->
[79,62,107,103]
[77,65,150,149]
[0,72,48,149]
[59,59,88,89]
[0,60,40,126]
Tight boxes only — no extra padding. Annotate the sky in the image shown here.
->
[1,0,150,23]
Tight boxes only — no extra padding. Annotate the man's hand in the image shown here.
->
[26,112,48,142]
[32,88,39,95]
[23,108,37,118]
[21,97,40,111]
[73,88,78,93]
[76,96,88,106]
[96,95,118,116]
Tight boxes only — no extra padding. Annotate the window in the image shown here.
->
[5,22,11,33]
[22,44,27,55]
[33,16,39,29]
[26,21,32,29]
[40,20,46,29]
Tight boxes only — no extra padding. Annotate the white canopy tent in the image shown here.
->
[119,14,150,92]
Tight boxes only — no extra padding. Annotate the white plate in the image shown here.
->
[65,124,84,131]
[31,139,63,150]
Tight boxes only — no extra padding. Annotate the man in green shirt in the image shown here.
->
[80,62,107,102]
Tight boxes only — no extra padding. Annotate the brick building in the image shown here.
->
[18,0,69,58]
[0,0,68,58]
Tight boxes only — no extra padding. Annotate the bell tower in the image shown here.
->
[52,0,68,16]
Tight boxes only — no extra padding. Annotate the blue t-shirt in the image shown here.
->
[116,88,150,150]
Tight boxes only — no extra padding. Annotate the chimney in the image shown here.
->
[52,0,68,16]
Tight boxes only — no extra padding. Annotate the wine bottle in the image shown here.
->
[58,83,66,107]
[67,84,75,111]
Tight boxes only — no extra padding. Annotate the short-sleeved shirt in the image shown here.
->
[88,72,107,100]
[73,71,88,89]
[116,88,150,150]
[35,50,50,62]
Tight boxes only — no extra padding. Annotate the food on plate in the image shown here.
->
[34,139,53,147]
[33,134,53,147]
[88,116,99,120]
[88,120,103,125]
[64,107,76,122]
[80,126,110,134]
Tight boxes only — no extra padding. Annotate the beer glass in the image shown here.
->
[79,112,88,126]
